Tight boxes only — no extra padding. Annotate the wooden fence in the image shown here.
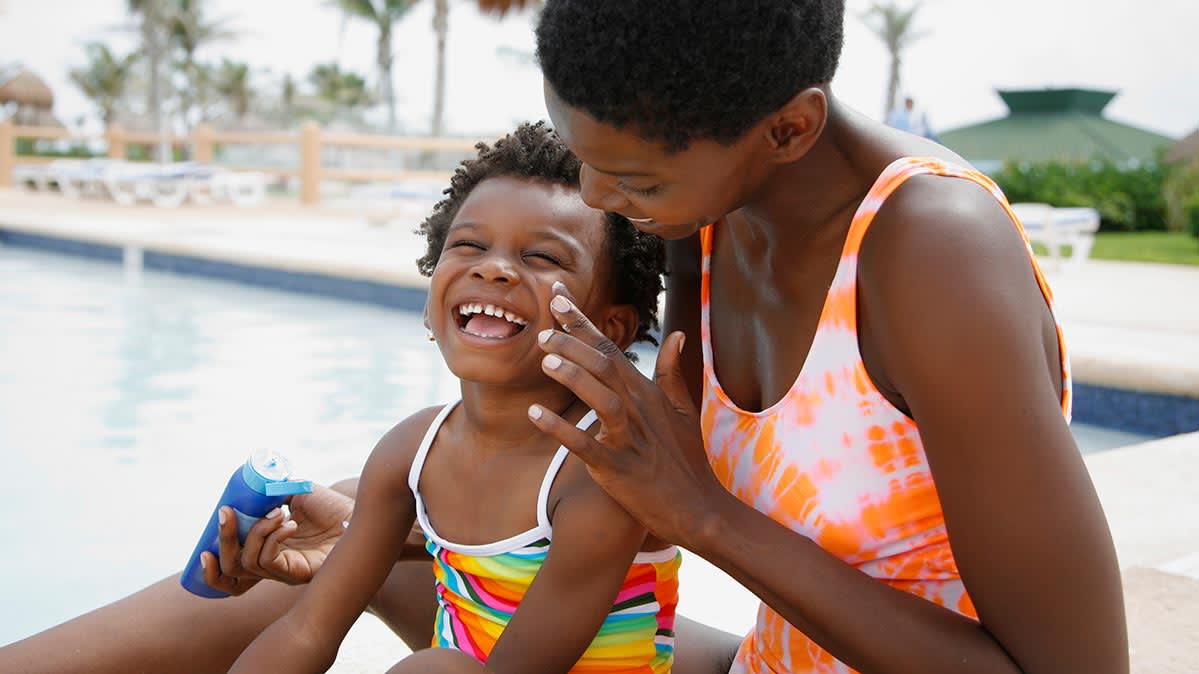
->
[0,119,481,205]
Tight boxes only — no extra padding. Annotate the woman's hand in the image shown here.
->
[529,282,726,548]
[200,484,354,595]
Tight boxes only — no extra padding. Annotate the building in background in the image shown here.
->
[939,87,1174,173]
[1165,128,1199,166]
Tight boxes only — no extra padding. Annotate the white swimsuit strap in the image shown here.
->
[407,401,458,494]
[536,409,598,531]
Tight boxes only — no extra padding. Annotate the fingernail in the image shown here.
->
[538,329,552,344]
[266,508,281,519]
[528,404,543,420]
[543,354,562,370]
[551,295,571,312]
[283,520,298,530]
[678,333,686,354]
[200,554,208,570]
[552,281,568,294]
[218,508,227,526]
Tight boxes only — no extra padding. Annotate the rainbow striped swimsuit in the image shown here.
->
[408,402,681,673]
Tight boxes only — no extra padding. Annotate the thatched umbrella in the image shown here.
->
[475,0,539,16]
[0,70,54,109]
[0,69,62,127]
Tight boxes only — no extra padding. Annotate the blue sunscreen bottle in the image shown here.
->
[181,449,313,598]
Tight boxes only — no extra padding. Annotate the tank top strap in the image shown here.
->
[841,156,1017,258]
[536,409,598,530]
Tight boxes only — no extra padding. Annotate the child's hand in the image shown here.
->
[200,484,353,595]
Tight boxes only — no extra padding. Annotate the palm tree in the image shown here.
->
[860,1,926,118]
[333,0,418,133]
[428,0,540,135]
[280,74,298,127]
[214,59,252,123]
[127,0,173,160]
[69,43,138,126]
[431,0,448,136]
[169,0,235,127]
[309,62,374,123]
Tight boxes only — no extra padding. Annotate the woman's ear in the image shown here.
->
[599,303,641,353]
[765,86,827,164]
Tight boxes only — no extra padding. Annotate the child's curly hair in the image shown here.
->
[416,121,666,348]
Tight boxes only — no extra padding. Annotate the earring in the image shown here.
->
[427,331,436,342]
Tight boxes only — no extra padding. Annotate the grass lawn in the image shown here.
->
[1034,232,1199,266]
[1091,232,1199,266]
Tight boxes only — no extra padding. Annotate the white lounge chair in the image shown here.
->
[13,164,54,191]
[50,158,120,199]
[1009,202,1100,268]
[98,162,267,208]
[348,178,447,225]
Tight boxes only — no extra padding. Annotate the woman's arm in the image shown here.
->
[531,181,1125,673]
[484,467,648,674]
[229,409,438,673]
[663,233,703,408]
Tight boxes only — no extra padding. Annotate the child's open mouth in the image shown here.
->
[455,302,529,340]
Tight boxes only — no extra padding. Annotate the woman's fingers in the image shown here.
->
[257,519,300,580]
[201,551,258,597]
[528,401,615,470]
[215,506,245,578]
[549,282,624,359]
[239,508,286,575]
[539,342,631,440]
[538,328,623,388]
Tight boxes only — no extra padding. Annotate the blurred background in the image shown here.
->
[1,2,1197,672]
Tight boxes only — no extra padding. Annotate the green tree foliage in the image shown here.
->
[992,159,1177,232]
[332,0,418,132]
[69,43,138,126]
[214,59,252,121]
[168,0,236,125]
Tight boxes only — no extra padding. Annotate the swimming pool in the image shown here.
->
[0,246,1148,647]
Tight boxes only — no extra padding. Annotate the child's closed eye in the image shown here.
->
[523,251,564,266]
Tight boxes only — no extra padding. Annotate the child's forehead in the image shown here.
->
[453,177,607,241]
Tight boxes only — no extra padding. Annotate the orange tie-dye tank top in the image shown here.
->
[699,157,1072,674]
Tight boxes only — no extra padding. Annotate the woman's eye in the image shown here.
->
[450,240,485,250]
[622,183,662,197]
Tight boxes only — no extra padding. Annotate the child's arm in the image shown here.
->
[228,407,440,674]
[485,466,652,674]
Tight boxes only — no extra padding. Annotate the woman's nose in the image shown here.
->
[579,164,630,212]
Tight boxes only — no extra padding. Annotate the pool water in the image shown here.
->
[0,246,1148,646]
[0,247,458,645]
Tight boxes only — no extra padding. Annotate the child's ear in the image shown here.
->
[598,303,641,353]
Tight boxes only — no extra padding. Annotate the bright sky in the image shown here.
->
[1,0,1196,139]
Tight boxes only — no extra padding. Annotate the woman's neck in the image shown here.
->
[731,96,877,258]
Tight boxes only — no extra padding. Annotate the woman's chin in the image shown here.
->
[630,219,705,239]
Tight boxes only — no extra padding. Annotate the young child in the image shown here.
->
[228,122,679,674]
